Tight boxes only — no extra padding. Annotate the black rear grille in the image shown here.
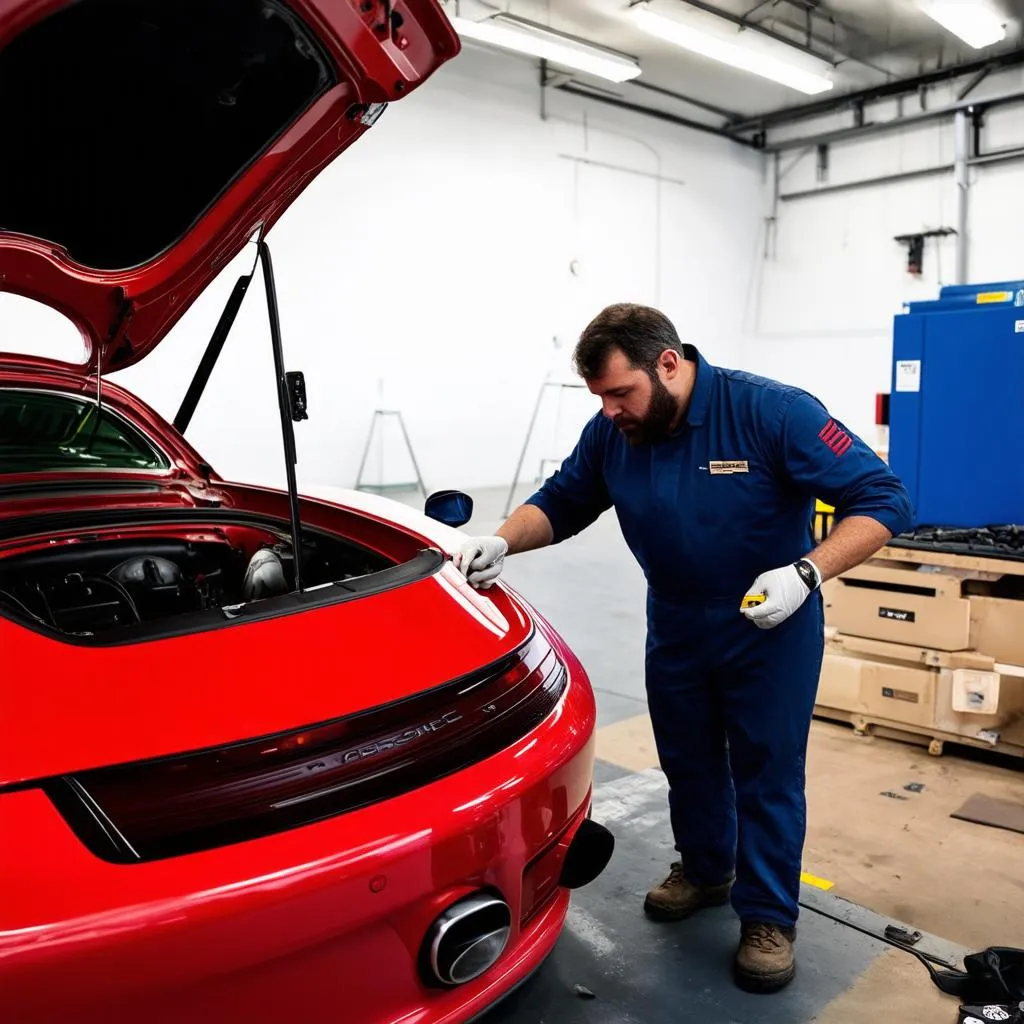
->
[46,631,567,862]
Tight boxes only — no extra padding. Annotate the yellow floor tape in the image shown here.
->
[801,871,835,891]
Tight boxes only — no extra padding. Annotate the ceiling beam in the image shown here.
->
[754,5,896,79]
[779,145,1024,201]
[554,82,758,146]
[957,65,993,100]
[762,87,1024,152]
[730,46,1024,131]
[630,79,742,121]
[663,0,898,84]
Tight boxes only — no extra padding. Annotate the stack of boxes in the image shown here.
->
[813,279,1024,757]
[816,547,1024,757]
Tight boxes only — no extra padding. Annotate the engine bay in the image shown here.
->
[0,522,394,638]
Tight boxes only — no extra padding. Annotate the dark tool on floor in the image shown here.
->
[957,1002,1024,1023]
[885,925,923,946]
[906,945,1024,1006]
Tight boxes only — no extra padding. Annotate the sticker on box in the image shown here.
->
[951,669,1000,714]
[895,360,921,392]
[879,606,915,622]
[976,290,1013,304]
[1015,320,1024,333]
[882,687,920,704]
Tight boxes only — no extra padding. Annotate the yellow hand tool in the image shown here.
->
[740,593,766,610]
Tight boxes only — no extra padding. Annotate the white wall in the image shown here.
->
[741,68,1024,445]
[2,44,764,496]
[7,46,1024,491]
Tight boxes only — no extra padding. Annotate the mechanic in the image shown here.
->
[453,303,914,994]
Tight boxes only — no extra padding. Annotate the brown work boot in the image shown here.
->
[642,861,733,921]
[734,921,797,993]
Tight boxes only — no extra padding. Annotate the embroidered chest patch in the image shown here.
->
[709,460,749,474]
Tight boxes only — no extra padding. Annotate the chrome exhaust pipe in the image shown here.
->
[559,818,614,889]
[423,893,512,987]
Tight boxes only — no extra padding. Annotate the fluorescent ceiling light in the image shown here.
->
[918,1,1006,49]
[449,12,642,83]
[632,4,835,95]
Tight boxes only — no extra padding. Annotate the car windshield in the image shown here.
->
[0,389,169,473]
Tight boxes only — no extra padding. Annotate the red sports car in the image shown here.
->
[0,1,612,1021]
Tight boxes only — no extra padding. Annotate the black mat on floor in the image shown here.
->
[951,793,1024,835]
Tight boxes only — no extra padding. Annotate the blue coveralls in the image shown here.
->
[526,346,914,928]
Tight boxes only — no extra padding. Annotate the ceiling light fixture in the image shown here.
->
[447,12,642,83]
[917,1,1006,49]
[631,3,835,95]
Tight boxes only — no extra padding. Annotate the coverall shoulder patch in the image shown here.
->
[818,419,853,457]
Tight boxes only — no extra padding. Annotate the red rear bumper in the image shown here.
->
[0,636,598,1023]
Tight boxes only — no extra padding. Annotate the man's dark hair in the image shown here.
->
[572,303,685,380]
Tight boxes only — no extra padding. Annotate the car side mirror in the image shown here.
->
[425,490,473,528]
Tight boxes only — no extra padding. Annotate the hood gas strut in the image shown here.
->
[172,238,308,593]
[259,239,306,593]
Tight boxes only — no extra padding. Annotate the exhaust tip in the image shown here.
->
[424,893,512,987]
[559,818,614,890]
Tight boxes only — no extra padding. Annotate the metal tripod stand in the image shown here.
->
[502,378,587,518]
[354,408,428,498]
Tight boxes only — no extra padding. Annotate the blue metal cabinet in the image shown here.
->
[889,281,1024,528]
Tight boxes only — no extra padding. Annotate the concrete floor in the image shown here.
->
[393,483,1024,1021]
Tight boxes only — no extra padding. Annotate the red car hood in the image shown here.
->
[0,0,457,376]
[0,563,533,786]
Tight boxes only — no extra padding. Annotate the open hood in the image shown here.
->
[0,0,458,376]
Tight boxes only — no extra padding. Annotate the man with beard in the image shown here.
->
[454,303,914,994]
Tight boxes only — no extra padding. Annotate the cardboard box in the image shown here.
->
[822,562,973,651]
[824,631,995,671]
[817,651,937,728]
[969,596,1024,666]
[817,633,1024,748]
[934,665,1024,748]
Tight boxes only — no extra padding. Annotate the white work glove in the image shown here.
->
[452,536,509,589]
[741,560,820,630]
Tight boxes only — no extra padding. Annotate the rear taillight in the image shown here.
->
[48,631,567,863]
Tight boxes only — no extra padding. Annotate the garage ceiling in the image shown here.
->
[448,0,1024,130]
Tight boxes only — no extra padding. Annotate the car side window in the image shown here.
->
[0,389,169,472]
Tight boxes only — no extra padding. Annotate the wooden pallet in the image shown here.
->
[874,545,1024,578]
[813,705,1024,760]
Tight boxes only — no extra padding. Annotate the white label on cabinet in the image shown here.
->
[895,359,921,392]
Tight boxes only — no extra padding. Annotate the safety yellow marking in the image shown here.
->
[801,871,835,891]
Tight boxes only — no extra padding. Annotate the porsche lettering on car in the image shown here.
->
[0,1,612,1021]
